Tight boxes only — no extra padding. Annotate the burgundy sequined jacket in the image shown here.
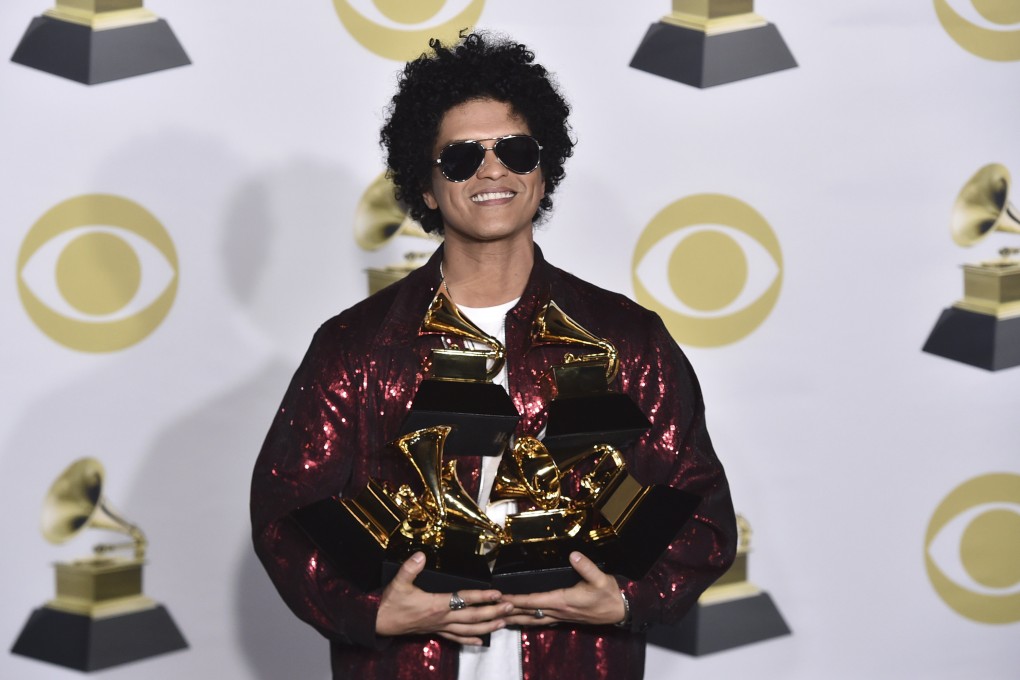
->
[251,244,737,680]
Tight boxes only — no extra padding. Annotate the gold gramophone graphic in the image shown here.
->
[355,172,437,295]
[630,0,796,88]
[10,1,190,85]
[647,513,791,655]
[397,289,520,458]
[530,301,651,460]
[923,163,1020,371]
[11,457,187,672]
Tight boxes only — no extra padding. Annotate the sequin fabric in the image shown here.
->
[251,245,737,680]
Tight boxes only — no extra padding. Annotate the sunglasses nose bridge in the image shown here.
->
[476,142,508,177]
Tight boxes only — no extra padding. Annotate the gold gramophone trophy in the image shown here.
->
[398,289,521,458]
[629,0,796,88]
[11,1,190,85]
[293,426,507,593]
[647,514,791,655]
[354,173,438,295]
[529,301,651,462]
[488,438,700,593]
[923,163,1020,371]
[11,458,186,672]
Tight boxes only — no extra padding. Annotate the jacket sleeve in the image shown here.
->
[615,312,738,631]
[250,323,386,649]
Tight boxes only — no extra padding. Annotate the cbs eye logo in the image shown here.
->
[631,194,782,348]
[925,473,1020,624]
[935,0,1020,61]
[333,0,485,61]
[17,194,179,353]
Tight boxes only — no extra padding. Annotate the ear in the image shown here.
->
[423,187,438,210]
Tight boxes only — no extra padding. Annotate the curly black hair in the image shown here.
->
[380,32,574,234]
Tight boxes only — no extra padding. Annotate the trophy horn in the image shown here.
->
[421,290,506,380]
[490,437,562,511]
[441,461,508,551]
[41,457,147,560]
[951,163,1020,247]
[531,301,619,383]
[393,426,451,524]
[354,172,430,251]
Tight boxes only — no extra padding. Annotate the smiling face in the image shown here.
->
[423,98,545,249]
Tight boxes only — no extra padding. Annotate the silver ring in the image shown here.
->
[449,592,467,611]
[534,608,545,619]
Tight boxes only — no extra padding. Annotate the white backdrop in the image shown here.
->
[1,1,1018,678]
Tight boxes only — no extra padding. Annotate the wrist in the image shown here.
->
[614,589,631,628]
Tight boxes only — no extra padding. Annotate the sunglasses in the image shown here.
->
[433,135,543,182]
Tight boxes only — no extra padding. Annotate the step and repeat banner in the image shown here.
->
[1,1,1018,678]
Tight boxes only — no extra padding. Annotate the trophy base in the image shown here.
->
[401,380,520,457]
[922,307,1020,371]
[629,20,796,88]
[491,541,591,594]
[11,15,190,85]
[542,393,651,461]
[10,604,187,671]
[647,589,790,656]
[599,485,700,581]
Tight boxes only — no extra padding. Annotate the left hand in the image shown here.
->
[501,551,626,627]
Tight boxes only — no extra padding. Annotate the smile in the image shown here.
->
[471,191,516,203]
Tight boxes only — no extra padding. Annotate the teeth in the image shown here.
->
[471,191,515,202]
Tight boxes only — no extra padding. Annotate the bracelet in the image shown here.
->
[614,590,631,628]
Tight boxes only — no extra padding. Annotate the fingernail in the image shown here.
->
[570,552,581,563]
[412,552,424,564]
[496,621,505,630]
[504,604,513,614]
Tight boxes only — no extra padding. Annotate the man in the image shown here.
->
[251,32,736,680]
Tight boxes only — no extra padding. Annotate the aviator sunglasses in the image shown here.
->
[434,135,543,182]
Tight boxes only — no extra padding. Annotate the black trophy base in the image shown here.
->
[647,591,790,656]
[292,498,389,593]
[629,21,796,88]
[381,552,492,594]
[401,380,520,458]
[11,15,190,85]
[491,541,591,594]
[922,307,1020,371]
[600,485,700,582]
[542,393,651,459]
[11,604,187,671]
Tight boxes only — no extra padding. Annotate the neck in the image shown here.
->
[440,235,534,307]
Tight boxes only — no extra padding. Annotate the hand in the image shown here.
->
[376,552,512,645]
[501,552,626,628]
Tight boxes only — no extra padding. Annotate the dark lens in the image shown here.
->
[495,136,541,174]
[439,142,484,182]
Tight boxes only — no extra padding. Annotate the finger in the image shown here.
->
[504,613,559,627]
[569,551,608,585]
[449,602,513,624]
[502,593,559,610]
[453,588,504,606]
[438,631,486,646]
[390,552,426,587]
[443,619,508,637]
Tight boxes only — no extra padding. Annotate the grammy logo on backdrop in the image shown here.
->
[630,0,796,88]
[648,514,790,655]
[923,163,1020,371]
[11,1,189,85]
[10,458,187,672]
[354,173,437,295]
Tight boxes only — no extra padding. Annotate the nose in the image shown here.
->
[476,145,507,180]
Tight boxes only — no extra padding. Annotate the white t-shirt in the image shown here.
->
[454,298,522,680]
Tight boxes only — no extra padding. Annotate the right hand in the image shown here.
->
[375,552,511,645]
